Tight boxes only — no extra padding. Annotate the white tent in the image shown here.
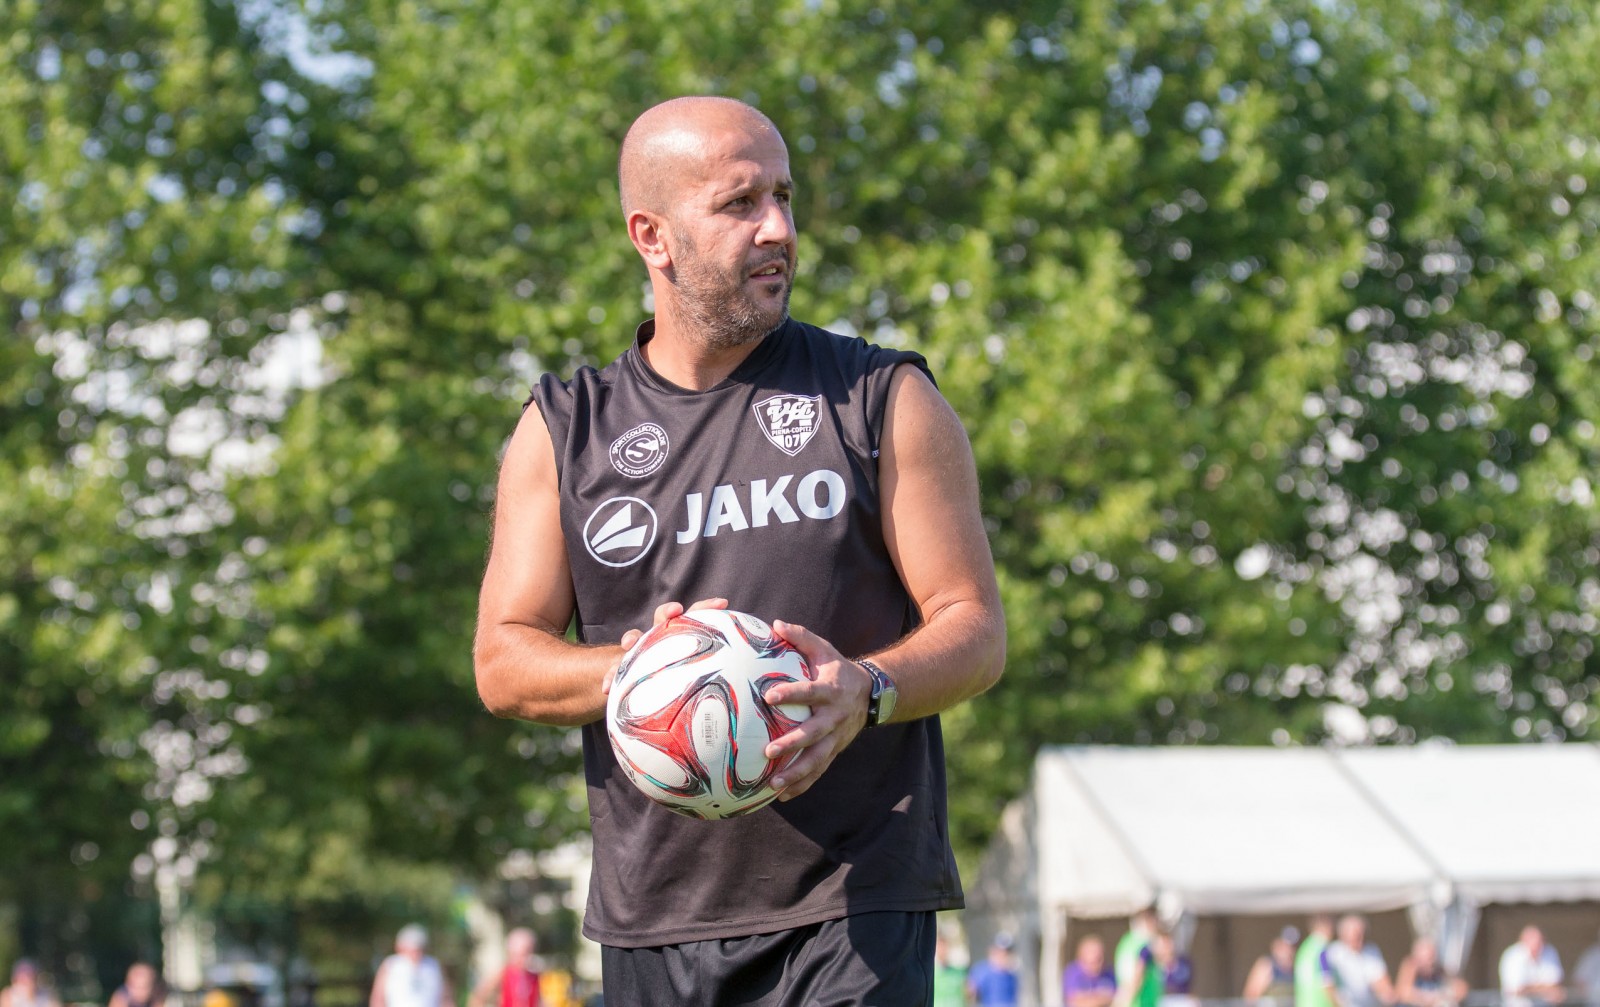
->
[968,744,1600,1007]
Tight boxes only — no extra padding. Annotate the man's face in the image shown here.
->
[1080,939,1104,971]
[1415,941,1437,967]
[663,126,797,351]
[127,966,156,999]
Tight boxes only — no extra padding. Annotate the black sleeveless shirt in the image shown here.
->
[529,318,965,947]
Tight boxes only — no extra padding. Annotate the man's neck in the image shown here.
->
[642,311,774,391]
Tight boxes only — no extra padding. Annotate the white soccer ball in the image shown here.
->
[606,609,813,820]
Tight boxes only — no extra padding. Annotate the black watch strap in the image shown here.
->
[860,658,897,728]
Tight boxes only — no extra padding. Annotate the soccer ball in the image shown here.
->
[606,609,813,820]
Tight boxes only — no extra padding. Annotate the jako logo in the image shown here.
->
[583,497,659,568]
[609,422,669,478]
[676,470,846,544]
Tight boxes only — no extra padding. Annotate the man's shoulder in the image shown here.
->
[785,319,930,377]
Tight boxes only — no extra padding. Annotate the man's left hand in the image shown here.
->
[760,619,874,801]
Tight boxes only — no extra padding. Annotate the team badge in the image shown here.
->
[752,394,822,457]
[583,497,659,568]
[609,422,670,478]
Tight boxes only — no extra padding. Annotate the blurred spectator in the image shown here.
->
[1396,937,1467,1007]
[1243,927,1299,1003]
[1501,926,1565,1007]
[1296,916,1338,1007]
[931,933,967,1007]
[1326,914,1396,1007]
[967,933,1020,1007]
[468,928,539,1007]
[2,960,61,1007]
[1154,933,1193,998]
[371,925,451,1007]
[1573,929,1600,1007]
[108,964,166,1007]
[1116,911,1161,992]
[1063,936,1117,1007]
[1116,924,1169,1007]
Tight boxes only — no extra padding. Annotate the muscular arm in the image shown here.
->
[473,403,624,725]
[868,362,1008,717]
[765,364,1006,796]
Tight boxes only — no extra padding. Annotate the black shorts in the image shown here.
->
[599,910,936,1006]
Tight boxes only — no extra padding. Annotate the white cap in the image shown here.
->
[397,924,428,950]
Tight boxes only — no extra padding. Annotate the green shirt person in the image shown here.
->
[1297,916,1339,1007]
[1115,911,1165,1007]
[932,934,969,1007]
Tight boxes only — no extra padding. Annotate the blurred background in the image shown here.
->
[2,0,1597,1004]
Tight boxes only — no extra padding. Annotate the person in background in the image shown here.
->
[1395,936,1467,1007]
[968,933,1021,1007]
[1325,914,1395,1007]
[370,925,451,1007]
[1574,928,1600,1007]
[1116,911,1160,993]
[1296,916,1338,1007]
[1063,935,1118,1007]
[108,964,165,1007]
[1244,928,1300,1004]
[932,933,968,1007]
[1115,924,1168,1007]
[1501,925,1565,1007]
[1154,932,1193,1001]
[2,961,60,1007]
[468,928,540,1007]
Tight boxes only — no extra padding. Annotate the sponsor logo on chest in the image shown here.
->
[609,421,669,478]
[581,470,846,568]
[582,497,659,568]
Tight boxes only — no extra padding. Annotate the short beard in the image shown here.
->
[668,228,792,352]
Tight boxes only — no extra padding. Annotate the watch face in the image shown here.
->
[877,678,898,724]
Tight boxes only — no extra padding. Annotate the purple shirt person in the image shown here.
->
[1065,936,1119,1007]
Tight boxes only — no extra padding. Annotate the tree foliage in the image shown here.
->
[3,0,1597,948]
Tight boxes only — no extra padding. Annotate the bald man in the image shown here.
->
[474,96,1006,1004]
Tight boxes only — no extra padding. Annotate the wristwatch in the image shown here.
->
[859,658,898,728]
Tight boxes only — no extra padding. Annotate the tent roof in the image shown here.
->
[1339,744,1600,903]
[1034,746,1440,916]
[1025,744,1600,918]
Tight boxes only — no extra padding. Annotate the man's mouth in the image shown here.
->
[749,262,786,279]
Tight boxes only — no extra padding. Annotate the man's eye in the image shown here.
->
[775,191,793,205]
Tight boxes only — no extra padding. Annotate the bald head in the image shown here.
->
[619,97,784,217]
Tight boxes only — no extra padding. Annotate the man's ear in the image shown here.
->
[627,210,673,270]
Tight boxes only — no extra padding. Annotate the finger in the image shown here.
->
[771,620,845,671]
[763,721,817,760]
[685,596,729,612]
[770,619,814,646]
[600,663,618,696]
[771,737,843,800]
[619,628,643,650]
[651,601,685,626]
[758,678,820,707]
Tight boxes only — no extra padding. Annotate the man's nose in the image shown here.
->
[755,196,794,246]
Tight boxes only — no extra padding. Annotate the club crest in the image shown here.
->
[752,394,822,457]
